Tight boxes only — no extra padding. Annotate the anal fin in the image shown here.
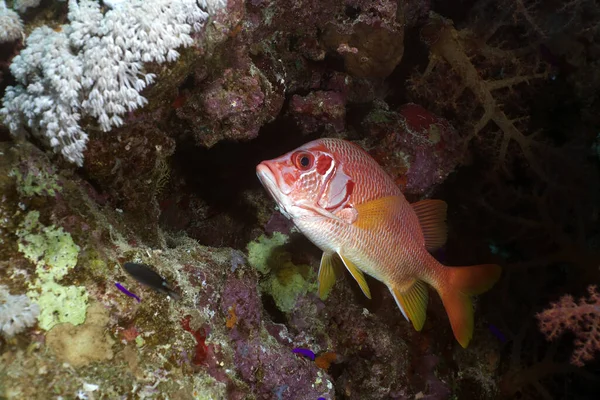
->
[338,253,371,299]
[389,279,429,331]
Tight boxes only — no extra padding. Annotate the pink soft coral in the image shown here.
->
[537,285,600,366]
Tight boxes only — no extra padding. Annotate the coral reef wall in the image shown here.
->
[1,0,600,399]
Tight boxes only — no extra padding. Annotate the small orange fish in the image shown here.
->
[256,138,501,347]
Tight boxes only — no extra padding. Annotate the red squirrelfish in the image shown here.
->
[256,138,501,347]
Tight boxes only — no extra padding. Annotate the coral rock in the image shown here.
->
[364,102,462,196]
[220,274,262,334]
[290,91,347,134]
[322,1,405,78]
[177,66,284,147]
[45,303,115,367]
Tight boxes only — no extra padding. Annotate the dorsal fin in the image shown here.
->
[411,199,448,252]
[338,253,371,299]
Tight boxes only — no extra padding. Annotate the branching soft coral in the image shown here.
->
[509,0,600,38]
[537,285,600,366]
[409,12,550,180]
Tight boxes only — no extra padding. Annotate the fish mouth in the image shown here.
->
[256,162,281,201]
[257,162,325,221]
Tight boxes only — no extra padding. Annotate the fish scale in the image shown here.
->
[257,138,501,348]
[320,138,426,245]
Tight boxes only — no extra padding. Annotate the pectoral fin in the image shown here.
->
[338,253,371,299]
[353,195,404,230]
[318,252,342,300]
[389,279,429,331]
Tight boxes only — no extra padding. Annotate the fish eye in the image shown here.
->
[293,151,314,170]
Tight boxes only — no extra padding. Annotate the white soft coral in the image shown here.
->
[0,0,226,166]
[13,0,42,14]
[0,285,40,337]
[0,0,23,43]
[3,26,87,165]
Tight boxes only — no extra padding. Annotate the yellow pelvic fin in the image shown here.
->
[389,279,429,331]
[352,195,404,230]
[318,252,343,300]
[338,253,372,299]
[411,199,448,252]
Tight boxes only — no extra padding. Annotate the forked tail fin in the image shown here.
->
[438,263,501,348]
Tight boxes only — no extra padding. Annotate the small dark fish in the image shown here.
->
[115,282,141,302]
[292,348,315,360]
[123,262,180,300]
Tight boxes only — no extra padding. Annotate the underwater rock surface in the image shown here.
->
[0,142,337,398]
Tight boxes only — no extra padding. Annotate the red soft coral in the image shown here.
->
[537,285,600,366]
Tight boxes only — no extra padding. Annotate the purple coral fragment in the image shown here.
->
[292,348,315,361]
[488,324,507,343]
[115,282,141,303]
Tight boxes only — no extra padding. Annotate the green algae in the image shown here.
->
[17,211,79,281]
[191,372,228,400]
[247,232,318,312]
[16,210,88,330]
[365,108,393,125]
[9,165,61,198]
[267,262,317,313]
[34,283,89,331]
[247,232,289,275]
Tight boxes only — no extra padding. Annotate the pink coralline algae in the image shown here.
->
[220,274,262,334]
[364,102,462,196]
[233,336,331,400]
[289,91,347,134]
[177,67,284,147]
[219,270,333,399]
